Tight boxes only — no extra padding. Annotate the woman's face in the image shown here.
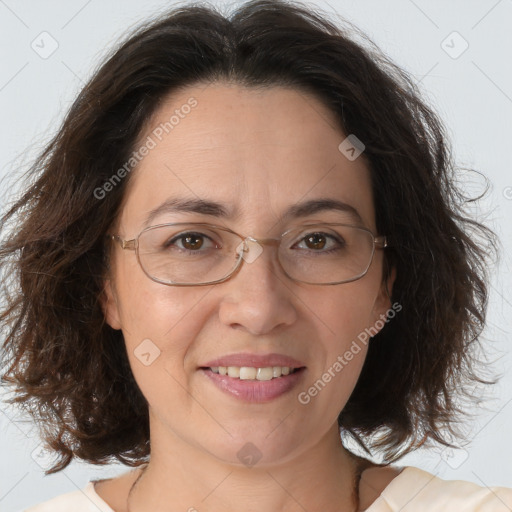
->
[103,82,394,466]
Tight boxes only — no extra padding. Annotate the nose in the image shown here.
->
[217,238,298,335]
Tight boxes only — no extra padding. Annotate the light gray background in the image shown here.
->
[0,1,511,510]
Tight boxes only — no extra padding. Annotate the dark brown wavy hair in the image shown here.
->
[0,0,499,474]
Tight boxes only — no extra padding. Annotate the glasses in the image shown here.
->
[109,222,387,286]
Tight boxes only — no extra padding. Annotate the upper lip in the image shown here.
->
[201,353,305,369]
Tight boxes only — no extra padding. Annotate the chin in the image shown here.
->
[203,431,307,468]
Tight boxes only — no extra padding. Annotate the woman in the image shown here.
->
[1,1,510,511]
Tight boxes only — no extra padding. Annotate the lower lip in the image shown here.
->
[200,368,306,403]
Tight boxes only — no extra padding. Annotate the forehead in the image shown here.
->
[119,82,376,234]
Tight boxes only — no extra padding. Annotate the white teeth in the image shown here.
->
[209,366,296,380]
[240,367,257,380]
[227,366,240,378]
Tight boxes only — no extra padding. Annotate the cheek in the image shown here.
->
[311,282,379,343]
[303,285,377,400]
[114,254,179,337]
[113,259,203,363]
[119,284,203,346]
[116,284,207,411]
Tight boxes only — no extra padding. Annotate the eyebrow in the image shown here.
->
[142,196,363,228]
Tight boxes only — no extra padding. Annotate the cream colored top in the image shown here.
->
[23,466,512,511]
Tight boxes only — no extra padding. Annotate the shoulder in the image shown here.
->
[358,463,406,510]
[22,467,141,512]
[23,482,114,512]
[367,465,512,511]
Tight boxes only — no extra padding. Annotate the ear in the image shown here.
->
[369,264,397,334]
[100,278,122,330]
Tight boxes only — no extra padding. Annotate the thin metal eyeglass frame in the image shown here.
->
[108,222,388,286]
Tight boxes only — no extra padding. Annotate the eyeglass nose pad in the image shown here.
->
[235,236,264,264]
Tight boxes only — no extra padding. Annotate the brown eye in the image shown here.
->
[165,232,215,252]
[294,232,343,253]
[304,233,327,250]
[181,234,204,251]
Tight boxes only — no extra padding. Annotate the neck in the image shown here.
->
[127,422,363,512]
